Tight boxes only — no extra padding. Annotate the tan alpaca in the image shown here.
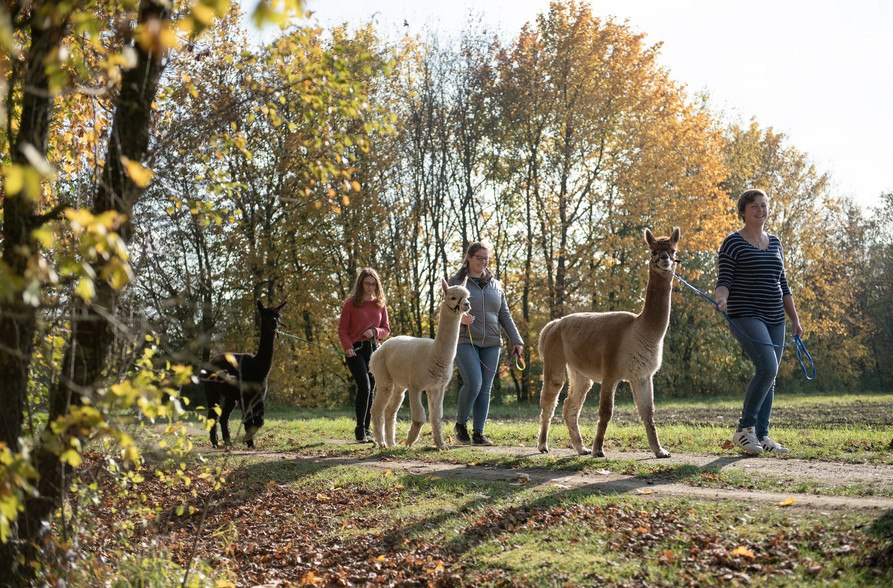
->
[537,228,680,459]
[369,278,471,449]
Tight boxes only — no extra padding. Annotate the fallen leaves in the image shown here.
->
[73,455,889,586]
[731,545,756,559]
[77,458,462,586]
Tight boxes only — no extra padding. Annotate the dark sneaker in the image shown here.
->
[454,423,471,445]
[472,432,494,446]
[354,426,367,442]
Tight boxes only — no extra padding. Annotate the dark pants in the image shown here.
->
[346,340,376,430]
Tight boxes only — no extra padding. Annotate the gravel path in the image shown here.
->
[219,443,893,513]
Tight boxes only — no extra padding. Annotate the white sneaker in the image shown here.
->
[733,427,764,455]
[760,436,790,454]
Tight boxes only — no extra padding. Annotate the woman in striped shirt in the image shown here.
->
[714,189,803,456]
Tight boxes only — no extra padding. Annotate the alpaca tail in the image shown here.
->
[538,318,560,357]
[368,344,383,374]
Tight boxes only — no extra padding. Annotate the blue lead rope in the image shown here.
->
[672,272,816,381]
[792,335,816,380]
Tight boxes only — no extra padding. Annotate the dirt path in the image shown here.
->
[218,443,893,513]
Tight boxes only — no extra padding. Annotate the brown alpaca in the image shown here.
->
[536,228,680,458]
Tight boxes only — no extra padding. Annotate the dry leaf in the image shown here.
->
[731,545,756,559]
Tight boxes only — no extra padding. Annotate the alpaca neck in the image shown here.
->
[433,305,461,354]
[251,323,276,378]
[637,266,673,337]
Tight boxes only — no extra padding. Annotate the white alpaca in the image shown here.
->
[537,228,680,459]
[369,277,471,449]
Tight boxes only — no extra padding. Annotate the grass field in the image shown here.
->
[83,391,893,586]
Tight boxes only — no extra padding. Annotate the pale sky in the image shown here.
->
[259,0,892,211]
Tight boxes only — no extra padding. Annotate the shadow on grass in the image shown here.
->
[181,447,893,585]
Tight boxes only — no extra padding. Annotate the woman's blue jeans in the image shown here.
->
[455,343,501,434]
[729,317,785,439]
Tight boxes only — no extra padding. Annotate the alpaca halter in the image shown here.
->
[651,250,678,271]
[447,299,468,313]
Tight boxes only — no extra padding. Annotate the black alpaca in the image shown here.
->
[202,300,285,448]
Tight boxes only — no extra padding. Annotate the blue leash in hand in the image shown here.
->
[672,272,816,381]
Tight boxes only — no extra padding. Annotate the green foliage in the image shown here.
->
[0,445,38,543]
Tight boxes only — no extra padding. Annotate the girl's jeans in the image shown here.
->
[730,317,785,439]
[455,343,501,434]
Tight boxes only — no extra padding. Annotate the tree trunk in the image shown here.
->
[16,1,170,581]
[0,5,69,584]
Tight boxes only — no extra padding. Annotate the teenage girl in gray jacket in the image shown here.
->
[449,242,524,445]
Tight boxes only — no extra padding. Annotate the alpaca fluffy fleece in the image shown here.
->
[369,278,470,449]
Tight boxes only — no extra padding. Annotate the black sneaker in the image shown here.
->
[354,426,367,442]
[454,423,471,445]
[472,432,494,446]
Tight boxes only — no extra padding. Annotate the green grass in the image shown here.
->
[178,392,893,500]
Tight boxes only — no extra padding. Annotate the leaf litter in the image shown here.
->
[78,456,892,586]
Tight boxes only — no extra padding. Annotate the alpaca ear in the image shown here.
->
[644,228,655,246]
[256,300,264,313]
[671,227,681,244]
[461,276,468,288]
[441,277,449,294]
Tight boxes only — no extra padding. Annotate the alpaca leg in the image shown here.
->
[592,379,618,458]
[427,388,446,450]
[404,389,426,448]
[244,397,265,449]
[563,368,593,455]
[220,397,237,448]
[206,390,221,448]
[537,360,567,453]
[631,377,670,458]
[384,389,406,447]
[370,380,391,447]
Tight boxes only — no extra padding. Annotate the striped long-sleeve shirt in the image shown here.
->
[716,232,792,325]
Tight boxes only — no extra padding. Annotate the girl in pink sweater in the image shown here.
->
[338,268,390,442]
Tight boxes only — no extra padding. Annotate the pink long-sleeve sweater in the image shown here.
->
[338,299,390,352]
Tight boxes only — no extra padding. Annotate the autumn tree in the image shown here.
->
[718,121,870,390]
[855,192,893,388]
[493,2,727,400]
[0,0,306,582]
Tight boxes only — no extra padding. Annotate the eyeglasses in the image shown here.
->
[473,255,490,263]
[363,281,377,287]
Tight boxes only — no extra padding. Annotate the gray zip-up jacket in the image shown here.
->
[449,272,524,349]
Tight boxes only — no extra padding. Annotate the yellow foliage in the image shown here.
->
[75,276,96,303]
[136,18,180,55]
[120,156,155,188]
